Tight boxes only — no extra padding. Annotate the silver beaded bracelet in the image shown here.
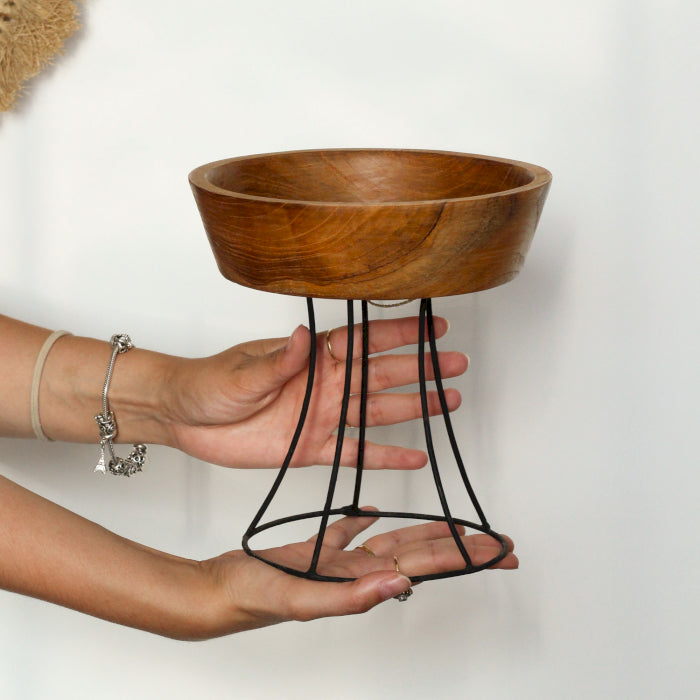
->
[94,333,147,477]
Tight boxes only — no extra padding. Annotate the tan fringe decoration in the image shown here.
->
[0,0,80,112]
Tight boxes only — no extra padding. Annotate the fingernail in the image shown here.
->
[379,574,413,601]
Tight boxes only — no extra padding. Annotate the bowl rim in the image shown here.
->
[189,147,552,207]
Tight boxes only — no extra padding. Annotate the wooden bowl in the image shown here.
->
[189,149,551,299]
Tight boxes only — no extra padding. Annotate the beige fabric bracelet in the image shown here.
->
[30,330,72,440]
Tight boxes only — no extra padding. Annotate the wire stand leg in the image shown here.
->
[307,300,355,574]
[351,300,370,511]
[418,299,473,569]
[242,298,318,557]
[425,298,489,529]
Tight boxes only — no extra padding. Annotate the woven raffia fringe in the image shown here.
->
[0,0,80,111]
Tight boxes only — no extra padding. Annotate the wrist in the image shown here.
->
[107,346,178,448]
[127,551,223,641]
[195,551,272,637]
[153,551,251,641]
[40,334,176,446]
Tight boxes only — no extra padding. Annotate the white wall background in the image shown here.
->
[1,0,698,698]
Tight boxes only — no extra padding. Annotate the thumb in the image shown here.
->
[290,571,413,621]
[243,325,312,397]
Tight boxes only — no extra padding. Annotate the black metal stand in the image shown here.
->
[242,298,509,583]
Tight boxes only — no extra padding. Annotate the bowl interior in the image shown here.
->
[205,150,536,204]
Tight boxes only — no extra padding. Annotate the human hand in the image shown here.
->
[161,316,468,469]
[197,510,518,637]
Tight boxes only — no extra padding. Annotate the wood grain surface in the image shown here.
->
[189,149,551,299]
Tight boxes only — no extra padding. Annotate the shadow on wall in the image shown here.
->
[448,213,574,484]
[0,437,91,483]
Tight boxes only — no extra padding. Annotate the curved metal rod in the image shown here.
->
[246,508,509,583]
[418,299,473,569]
[351,300,370,509]
[425,298,489,528]
[308,300,355,573]
[243,298,318,542]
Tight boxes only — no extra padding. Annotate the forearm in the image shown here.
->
[0,474,218,639]
[0,314,175,446]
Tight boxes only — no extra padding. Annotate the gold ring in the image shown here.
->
[326,328,342,363]
[356,543,376,557]
[393,555,413,602]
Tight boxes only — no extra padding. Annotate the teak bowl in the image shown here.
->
[189,149,551,299]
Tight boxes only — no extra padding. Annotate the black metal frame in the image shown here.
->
[242,298,509,583]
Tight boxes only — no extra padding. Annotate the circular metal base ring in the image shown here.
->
[242,506,510,584]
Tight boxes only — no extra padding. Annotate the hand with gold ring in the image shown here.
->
[199,507,518,635]
[162,315,469,470]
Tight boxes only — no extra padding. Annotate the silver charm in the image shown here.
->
[94,442,107,474]
[95,411,117,441]
[110,333,133,354]
[93,334,148,477]
[108,444,147,477]
[94,413,117,474]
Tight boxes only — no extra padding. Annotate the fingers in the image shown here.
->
[265,325,312,384]
[324,315,450,362]
[344,387,462,428]
[349,350,468,395]
[265,511,418,621]
[314,383,461,469]
[283,571,415,622]
[306,508,378,550]
[318,437,428,470]
[397,535,519,572]
[231,325,312,401]
[355,520,518,575]
[362,520,466,553]
[231,320,463,410]
[390,534,517,573]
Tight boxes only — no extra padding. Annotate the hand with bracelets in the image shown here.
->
[0,313,517,640]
